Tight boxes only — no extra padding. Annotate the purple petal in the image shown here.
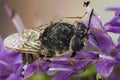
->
[106,7,120,16]
[7,64,23,80]
[116,37,120,50]
[40,60,72,75]
[0,38,9,56]
[96,59,116,78]
[24,63,38,78]
[4,4,12,18]
[105,16,120,26]
[75,52,97,59]
[108,69,120,80]
[0,38,22,79]
[0,52,21,76]
[104,25,120,33]
[115,52,120,63]
[74,52,98,69]
[89,32,115,55]
[4,4,25,32]
[40,52,97,76]
[0,52,22,64]
[83,15,103,30]
[116,43,120,51]
[0,61,13,77]
[0,77,7,80]
[90,15,103,30]
[104,16,120,33]
[118,36,120,42]
[84,15,116,55]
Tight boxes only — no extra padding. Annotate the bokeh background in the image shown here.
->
[0,0,120,80]
[0,0,120,43]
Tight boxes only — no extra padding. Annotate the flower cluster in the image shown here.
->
[0,38,23,80]
[1,7,120,80]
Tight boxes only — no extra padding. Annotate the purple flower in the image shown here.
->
[87,14,119,78]
[103,9,120,74]
[103,8,120,78]
[23,63,38,80]
[0,38,23,80]
[88,15,116,55]
[17,53,97,80]
[7,63,24,80]
[96,54,117,78]
[116,36,120,52]
[108,66,120,80]
[115,36,120,63]
[104,8,120,33]
[95,51,117,78]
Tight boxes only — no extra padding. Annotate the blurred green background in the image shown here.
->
[28,65,100,80]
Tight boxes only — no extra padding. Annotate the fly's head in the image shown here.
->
[74,22,88,38]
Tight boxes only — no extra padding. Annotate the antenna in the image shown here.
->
[87,8,94,33]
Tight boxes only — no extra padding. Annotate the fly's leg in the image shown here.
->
[48,55,100,72]
[22,53,32,65]
[59,1,90,21]
[22,53,27,64]
[62,12,87,19]
[70,51,77,58]
[20,53,40,78]
[20,53,34,78]
[59,12,87,22]
[20,53,27,78]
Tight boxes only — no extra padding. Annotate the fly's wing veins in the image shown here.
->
[4,24,49,53]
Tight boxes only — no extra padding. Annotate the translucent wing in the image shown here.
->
[4,24,49,54]
[4,32,24,50]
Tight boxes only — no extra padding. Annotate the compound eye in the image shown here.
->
[74,27,85,37]
[76,23,87,30]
